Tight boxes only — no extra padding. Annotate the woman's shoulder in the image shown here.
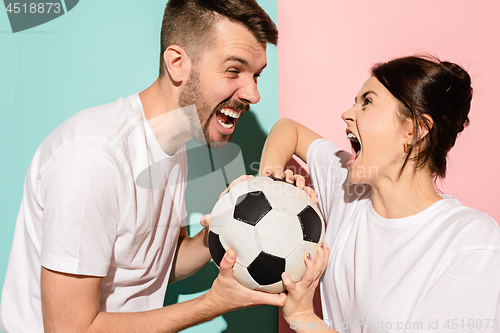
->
[438,196,500,252]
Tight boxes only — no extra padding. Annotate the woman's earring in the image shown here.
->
[404,141,410,153]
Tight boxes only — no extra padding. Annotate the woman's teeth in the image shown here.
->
[347,133,359,143]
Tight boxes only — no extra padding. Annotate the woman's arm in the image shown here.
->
[281,243,338,332]
[259,118,322,177]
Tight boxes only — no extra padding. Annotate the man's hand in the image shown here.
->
[217,174,254,199]
[205,249,286,313]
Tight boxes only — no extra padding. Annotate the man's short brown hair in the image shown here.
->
[159,0,278,76]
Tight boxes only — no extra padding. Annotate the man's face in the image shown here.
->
[179,18,267,148]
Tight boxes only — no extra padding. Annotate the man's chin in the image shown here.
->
[206,132,233,149]
[207,141,230,150]
[192,131,232,149]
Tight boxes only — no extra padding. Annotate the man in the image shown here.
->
[0,0,284,332]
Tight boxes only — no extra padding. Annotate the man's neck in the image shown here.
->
[139,79,200,155]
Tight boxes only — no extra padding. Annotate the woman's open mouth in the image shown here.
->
[347,132,361,166]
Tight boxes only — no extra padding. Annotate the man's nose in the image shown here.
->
[237,78,260,105]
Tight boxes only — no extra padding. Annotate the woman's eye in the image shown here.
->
[363,98,372,106]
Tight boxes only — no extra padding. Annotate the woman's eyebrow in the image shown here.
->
[355,90,378,103]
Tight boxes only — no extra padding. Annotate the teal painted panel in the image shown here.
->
[0,0,168,299]
[0,0,279,331]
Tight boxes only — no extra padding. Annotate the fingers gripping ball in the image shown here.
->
[208,176,325,293]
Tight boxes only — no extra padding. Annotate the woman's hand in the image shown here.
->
[282,242,330,325]
[263,169,318,204]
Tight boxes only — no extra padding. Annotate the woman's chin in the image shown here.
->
[347,171,362,185]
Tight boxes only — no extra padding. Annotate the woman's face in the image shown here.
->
[341,76,410,185]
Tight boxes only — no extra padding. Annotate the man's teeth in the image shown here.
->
[220,108,241,119]
[218,118,234,129]
[347,133,359,143]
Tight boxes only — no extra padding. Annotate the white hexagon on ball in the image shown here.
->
[255,210,304,258]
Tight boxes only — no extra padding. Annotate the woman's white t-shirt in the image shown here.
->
[307,139,500,333]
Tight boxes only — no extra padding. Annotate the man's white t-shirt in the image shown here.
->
[0,94,187,333]
[307,139,500,333]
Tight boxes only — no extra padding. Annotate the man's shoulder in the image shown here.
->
[41,94,143,148]
[59,94,143,137]
[32,94,146,173]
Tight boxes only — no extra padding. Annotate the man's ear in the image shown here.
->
[163,45,192,84]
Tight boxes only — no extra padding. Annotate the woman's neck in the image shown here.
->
[370,168,442,219]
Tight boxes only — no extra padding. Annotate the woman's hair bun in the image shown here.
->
[440,61,472,134]
[441,61,472,89]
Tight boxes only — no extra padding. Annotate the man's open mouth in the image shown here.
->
[215,107,241,129]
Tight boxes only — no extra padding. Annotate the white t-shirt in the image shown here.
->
[0,94,187,333]
[307,139,500,333]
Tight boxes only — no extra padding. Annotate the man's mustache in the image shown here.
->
[213,98,250,114]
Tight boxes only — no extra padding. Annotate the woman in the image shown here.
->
[260,56,500,332]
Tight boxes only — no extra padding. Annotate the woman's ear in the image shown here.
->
[162,45,192,85]
[417,114,434,141]
[405,114,433,142]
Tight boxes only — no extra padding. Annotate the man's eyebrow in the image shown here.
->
[223,56,267,73]
[223,56,249,66]
[355,90,378,103]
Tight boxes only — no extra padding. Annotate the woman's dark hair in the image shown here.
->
[371,55,473,178]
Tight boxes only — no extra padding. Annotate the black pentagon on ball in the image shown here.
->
[233,191,272,226]
[208,231,226,267]
[298,205,323,243]
[247,251,286,286]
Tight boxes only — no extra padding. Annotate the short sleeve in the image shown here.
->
[414,216,500,330]
[413,249,500,330]
[307,139,349,197]
[39,139,126,276]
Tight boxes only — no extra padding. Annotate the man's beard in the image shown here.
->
[178,69,249,149]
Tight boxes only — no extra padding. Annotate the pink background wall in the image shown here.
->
[278,0,500,221]
[277,1,499,330]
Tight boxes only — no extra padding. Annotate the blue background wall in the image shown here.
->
[0,0,278,331]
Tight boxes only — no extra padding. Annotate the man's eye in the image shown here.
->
[227,69,239,75]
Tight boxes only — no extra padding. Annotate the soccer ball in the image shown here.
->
[208,176,325,293]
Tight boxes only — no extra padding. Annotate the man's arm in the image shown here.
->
[169,221,211,283]
[41,249,285,333]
